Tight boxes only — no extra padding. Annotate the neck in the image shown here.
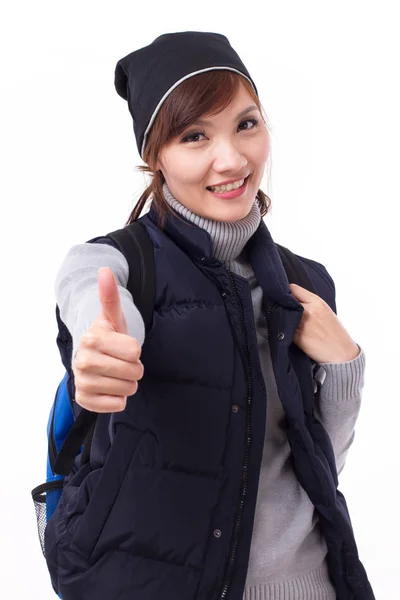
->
[162,182,261,272]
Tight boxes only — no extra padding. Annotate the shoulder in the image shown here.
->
[292,251,337,315]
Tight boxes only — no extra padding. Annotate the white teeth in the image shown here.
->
[209,178,245,193]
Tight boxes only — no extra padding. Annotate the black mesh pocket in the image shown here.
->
[31,480,64,556]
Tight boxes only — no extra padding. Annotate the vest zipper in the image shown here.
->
[265,301,275,340]
[218,271,254,600]
[218,283,277,599]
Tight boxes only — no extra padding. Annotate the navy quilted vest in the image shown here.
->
[44,206,375,600]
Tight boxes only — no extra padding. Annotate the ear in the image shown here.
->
[153,152,164,173]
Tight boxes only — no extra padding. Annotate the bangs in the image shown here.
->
[145,70,266,161]
[164,70,248,140]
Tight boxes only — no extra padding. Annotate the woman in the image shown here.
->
[47,31,375,599]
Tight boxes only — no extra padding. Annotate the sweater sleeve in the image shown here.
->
[313,343,366,475]
[54,242,146,361]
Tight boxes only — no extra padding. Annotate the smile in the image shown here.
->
[207,177,246,193]
[206,175,249,199]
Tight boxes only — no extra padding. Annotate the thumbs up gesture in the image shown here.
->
[72,267,144,413]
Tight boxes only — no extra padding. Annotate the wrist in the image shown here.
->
[325,342,361,364]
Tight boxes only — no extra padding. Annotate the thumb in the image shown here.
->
[98,267,128,334]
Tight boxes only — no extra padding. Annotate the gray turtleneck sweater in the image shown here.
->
[55,182,365,600]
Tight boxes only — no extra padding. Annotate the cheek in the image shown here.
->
[169,157,206,185]
[252,131,271,165]
[261,136,271,162]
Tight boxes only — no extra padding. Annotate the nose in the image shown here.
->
[212,141,248,174]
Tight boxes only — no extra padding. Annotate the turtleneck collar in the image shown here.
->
[162,182,261,265]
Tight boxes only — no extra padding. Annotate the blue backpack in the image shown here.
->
[31,218,324,595]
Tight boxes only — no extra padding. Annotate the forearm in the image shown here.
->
[314,344,366,474]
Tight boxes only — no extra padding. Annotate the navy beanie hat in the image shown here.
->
[114,31,258,159]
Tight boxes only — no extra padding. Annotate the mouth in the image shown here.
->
[206,174,250,198]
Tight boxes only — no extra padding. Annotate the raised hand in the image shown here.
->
[72,267,144,412]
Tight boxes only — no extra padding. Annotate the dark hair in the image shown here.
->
[126,70,273,227]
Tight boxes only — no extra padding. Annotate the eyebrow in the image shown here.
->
[190,104,259,127]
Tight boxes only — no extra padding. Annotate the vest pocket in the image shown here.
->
[56,550,202,600]
[87,466,226,569]
[68,425,146,559]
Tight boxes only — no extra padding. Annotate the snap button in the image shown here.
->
[232,405,239,413]
[200,256,206,262]
[221,291,227,298]
[277,332,285,340]
[213,529,222,538]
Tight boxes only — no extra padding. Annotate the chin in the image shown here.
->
[221,213,248,223]
[211,202,254,223]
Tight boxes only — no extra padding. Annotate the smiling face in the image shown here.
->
[154,81,271,222]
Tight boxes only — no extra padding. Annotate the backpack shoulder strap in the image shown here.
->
[105,220,156,334]
[87,220,156,333]
[54,220,155,477]
[275,243,316,294]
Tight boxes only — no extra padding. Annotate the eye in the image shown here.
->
[180,118,259,144]
[181,131,206,144]
[238,118,259,131]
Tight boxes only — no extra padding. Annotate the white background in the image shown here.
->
[1,1,398,598]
